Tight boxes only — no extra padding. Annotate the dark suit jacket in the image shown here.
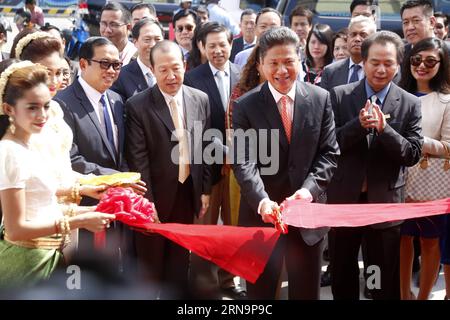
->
[55,78,127,175]
[125,84,212,221]
[327,80,423,228]
[321,58,401,92]
[111,60,149,102]
[321,58,351,92]
[184,62,241,184]
[232,81,340,245]
[230,36,244,63]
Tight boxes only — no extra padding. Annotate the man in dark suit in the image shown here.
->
[230,9,256,62]
[328,31,423,300]
[56,37,126,176]
[126,40,212,299]
[184,21,244,298]
[55,37,145,270]
[232,27,339,300]
[321,16,376,92]
[401,0,450,58]
[111,18,163,102]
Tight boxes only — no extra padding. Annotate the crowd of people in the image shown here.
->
[0,0,449,300]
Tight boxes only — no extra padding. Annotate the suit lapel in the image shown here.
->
[129,61,148,91]
[229,63,240,92]
[73,80,117,162]
[105,91,123,162]
[182,85,197,134]
[380,83,400,117]
[260,82,289,151]
[340,58,351,84]
[152,85,176,136]
[203,64,224,112]
[290,82,309,147]
[351,79,369,116]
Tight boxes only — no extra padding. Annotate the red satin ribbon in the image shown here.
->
[94,187,450,283]
[282,198,450,228]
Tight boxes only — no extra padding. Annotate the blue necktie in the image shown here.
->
[100,94,115,153]
[349,64,361,83]
[243,43,254,50]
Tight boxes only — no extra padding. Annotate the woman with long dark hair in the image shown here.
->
[299,23,333,86]
[399,37,450,300]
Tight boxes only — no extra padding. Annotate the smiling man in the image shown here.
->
[327,31,423,300]
[125,40,212,299]
[232,26,339,300]
[184,21,244,299]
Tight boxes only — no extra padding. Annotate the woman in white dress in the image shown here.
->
[0,62,115,288]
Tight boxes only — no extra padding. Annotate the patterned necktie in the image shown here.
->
[243,43,255,50]
[216,70,228,111]
[146,72,155,87]
[280,96,292,143]
[100,95,115,152]
[349,64,361,83]
[169,98,190,183]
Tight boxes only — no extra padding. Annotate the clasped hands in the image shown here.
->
[259,188,313,225]
[359,99,387,134]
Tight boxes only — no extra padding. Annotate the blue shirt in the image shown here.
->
[364,78,391,106]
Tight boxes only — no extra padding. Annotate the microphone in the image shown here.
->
[368,95,377,142]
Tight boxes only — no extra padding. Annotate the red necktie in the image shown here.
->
[280,95,292,143]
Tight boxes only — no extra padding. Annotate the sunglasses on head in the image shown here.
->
[410,55,441,68]
[89,59,123,71]
[176,24,194,33]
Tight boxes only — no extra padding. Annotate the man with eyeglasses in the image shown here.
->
[173,9,197,61]
[234,7,282,68]
[112,18,164,101]
[434,12,449,41]
[100,2,137,66]
[55,37,145,272]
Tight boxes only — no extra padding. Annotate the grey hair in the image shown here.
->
[361,30,404,63]
[348,15,377,33]
[259,26,299,60]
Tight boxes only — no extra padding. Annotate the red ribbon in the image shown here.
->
[94,187,450,283]
[282,198,450,228]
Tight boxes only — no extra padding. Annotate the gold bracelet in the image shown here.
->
[71,183,81,204]
[63,204,76,217]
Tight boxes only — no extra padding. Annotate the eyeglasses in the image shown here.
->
[410,55,441,68]
[89,59,123,71]
[100,21,127,29]
[176,24,194,33]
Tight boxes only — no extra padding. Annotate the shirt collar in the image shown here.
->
[137,57,152,77]
[348,57,363,70]
[79,76,104,104]
[160,87,183,108]
[365,78,391,105]
[268,81,296,104]
[243,37,257,47]
[209,61,230,76]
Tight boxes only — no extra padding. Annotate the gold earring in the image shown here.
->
[8,116,15,134]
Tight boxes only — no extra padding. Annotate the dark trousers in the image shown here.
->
[330,193,401,300]
[135,177,195,299]
[247,226,323,300]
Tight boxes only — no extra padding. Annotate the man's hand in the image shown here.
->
[359,99,379,130]
[259,199,279,225]
[287,188,313,202]
[80,184,107,199]
[122,180,147,195]
[371,104,387,133]
[199,194,210,219]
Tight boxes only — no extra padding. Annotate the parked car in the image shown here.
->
[276,0,450,37]
[82,0,202,37]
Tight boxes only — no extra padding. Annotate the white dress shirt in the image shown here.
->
[268,82,296,122]
[136,56,155,86]
[78,76,118,152]
[161,89,185,127]
[209,61,231,106]
[347,58,364,83]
